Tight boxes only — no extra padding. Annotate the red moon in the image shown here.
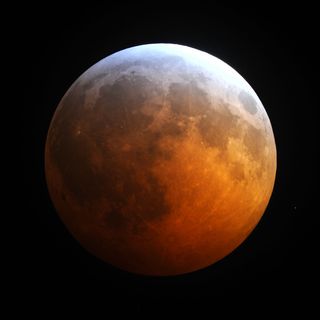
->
[45,44,276,276]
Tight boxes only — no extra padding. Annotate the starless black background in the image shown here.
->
[17,2,317,316]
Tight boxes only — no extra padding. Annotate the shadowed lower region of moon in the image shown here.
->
[45,44,276,276]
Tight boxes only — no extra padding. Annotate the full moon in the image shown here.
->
[45,44,276,276]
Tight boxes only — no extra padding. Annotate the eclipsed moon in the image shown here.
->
[45,44,276,276]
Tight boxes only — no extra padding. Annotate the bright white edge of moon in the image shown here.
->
[76,43,274,135]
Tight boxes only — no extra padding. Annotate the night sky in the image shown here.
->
[18,3,317,316]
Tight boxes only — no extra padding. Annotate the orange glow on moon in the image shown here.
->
[45,44,276,275]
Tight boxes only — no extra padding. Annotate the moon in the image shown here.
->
[45,44,276,276]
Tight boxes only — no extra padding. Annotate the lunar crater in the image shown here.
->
[238,90,258,115]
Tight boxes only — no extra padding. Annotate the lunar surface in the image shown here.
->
[45,44,276,276]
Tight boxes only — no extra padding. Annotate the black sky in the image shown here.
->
[17,3,317,316]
